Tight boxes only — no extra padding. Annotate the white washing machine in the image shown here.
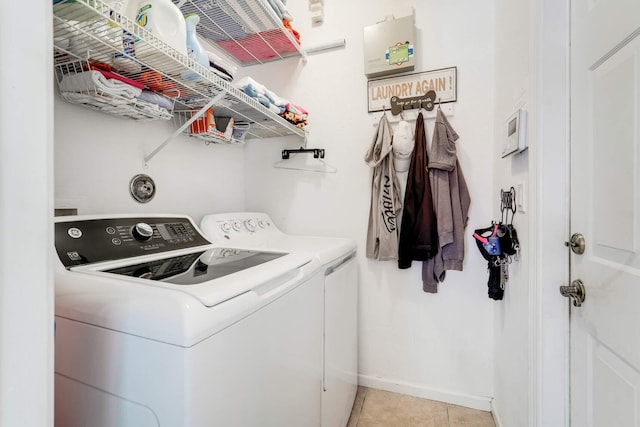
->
[200,212,358,427]
[54,214,324,427]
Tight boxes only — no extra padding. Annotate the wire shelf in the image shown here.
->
[53,0,305,137]
[173,0,305,66]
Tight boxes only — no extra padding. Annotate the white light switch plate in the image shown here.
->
[517,182,526,213]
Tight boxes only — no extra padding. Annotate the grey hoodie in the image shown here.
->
[422,109,471,292]
[365,115,402,261]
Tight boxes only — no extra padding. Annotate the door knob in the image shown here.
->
[560,279,586,307]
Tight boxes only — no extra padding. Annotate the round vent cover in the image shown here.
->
[130,174,156,203]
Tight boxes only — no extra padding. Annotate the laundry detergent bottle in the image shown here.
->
[181,14,209,81]
[132,0,187,55]
[185,14,208,67]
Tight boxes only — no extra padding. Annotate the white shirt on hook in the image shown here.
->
[392,119,414,172]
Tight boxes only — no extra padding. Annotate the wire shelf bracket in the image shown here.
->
[144,90,227,164]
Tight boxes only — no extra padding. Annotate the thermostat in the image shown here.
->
[502,108,528,157]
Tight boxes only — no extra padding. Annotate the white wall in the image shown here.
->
[491,3,572,426]
[243,0,496,409]
[54,96,246,221]
[0,2,54,426]
[491,1,531,425]
[482,1,572,425]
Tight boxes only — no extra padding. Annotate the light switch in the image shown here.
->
[517,182,526,213]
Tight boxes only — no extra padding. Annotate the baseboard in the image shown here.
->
[491,399,504,427]
[358,374,493,412]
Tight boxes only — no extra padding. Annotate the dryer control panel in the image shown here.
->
[55,216,211,268]
[200,212,284,246]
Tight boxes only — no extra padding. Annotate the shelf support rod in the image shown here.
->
[144,90,227,164]
[304,38,346,55]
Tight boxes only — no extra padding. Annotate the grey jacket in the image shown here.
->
[365,115,402,260]
[422,109,471,292]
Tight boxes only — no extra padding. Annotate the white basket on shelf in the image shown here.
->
[55,59,175,121]
[173,109,248,144]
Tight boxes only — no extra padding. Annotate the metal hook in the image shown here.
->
[509,186,517,224]
[499,187,517,224]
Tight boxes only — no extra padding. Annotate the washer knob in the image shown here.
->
[232,220,242,232]
[221,222,232,233]
[132,222,154,242]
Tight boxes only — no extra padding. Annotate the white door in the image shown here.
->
[570,1,640,425]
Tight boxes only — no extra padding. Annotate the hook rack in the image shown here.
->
[500,187,517,224]
[390,90,438,115]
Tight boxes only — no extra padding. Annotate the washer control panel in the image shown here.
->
[55,216,211,268]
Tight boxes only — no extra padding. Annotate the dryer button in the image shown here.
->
[245,219,257,232]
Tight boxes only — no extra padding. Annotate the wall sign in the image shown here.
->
[367,67,457,113]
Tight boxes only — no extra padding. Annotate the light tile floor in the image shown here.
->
[347,387,496,427]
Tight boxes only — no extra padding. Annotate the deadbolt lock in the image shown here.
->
[565,233,585,255]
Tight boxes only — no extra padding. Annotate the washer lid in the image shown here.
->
[102,248,285,285]
[86,248,314,307]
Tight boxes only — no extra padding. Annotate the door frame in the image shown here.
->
[0,1,55,426]
[530,0,571,425]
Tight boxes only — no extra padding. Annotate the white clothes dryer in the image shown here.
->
[201,212,358,427]
[54,214,323,427]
